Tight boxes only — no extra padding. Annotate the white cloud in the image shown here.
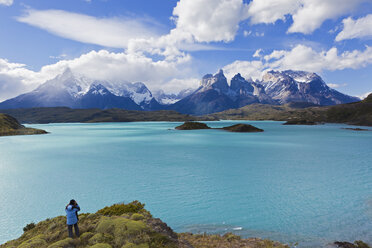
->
[171,0,248,42]
[223,60,265,81]
[247,0,300,24]
[247,0,366,34]
[0,59,50,101]
[17,9,161,48]
[359,91,371,99]
[0,0,13,6]
[243,30,252,37]
[253,49,262,58]
[336,14,372,41]
[223,45,372,81]
[0,49,196,102]
[327,83,347,88]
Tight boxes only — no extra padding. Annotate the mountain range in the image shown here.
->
[0,68,360,115]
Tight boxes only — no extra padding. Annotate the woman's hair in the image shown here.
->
[69,199,76,205]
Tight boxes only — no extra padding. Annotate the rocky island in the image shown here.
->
[222,124,264,132]
[0,201,288,248]
[0,113,47,137]
[175,122,264,132]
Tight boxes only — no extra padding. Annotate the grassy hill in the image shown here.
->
[209,94,372,126]
[0,107,216,124]
[0,114,47,136]
[0,201,288,248]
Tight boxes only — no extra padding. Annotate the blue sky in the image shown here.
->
[0,0,372,101]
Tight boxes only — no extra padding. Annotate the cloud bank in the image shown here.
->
[0,0,13,6]
[247,0,367,34]
[336,14,372,41]
[17,9,162,48]
[223,45,372,81]
[0,50,198,102]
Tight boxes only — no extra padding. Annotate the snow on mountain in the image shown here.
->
[153,88,196,105]
[0,68,360,113]
[0,68,159,110]
[260,70,359,105]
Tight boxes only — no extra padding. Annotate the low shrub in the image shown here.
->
[23,222,36,232]
[90,242,113,248]
[47,237,75,248]
[98,201,149,216]
[18,235,47,248]
[131,213,144,221]
[122,242,149,248]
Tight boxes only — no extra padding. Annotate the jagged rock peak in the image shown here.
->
[232,73,244,80]
[263,70,321,83]
[88,83,110,95]
[200,69,229,93]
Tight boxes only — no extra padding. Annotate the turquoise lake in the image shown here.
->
[0,121,371,247]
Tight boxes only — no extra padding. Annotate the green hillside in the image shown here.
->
[0,107,216,124]
[0,201,288,248]
[209,94,372,126]
[0,114,47,136]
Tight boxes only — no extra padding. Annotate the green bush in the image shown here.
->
[47,237,74,248]
[89,233,114,245]
[131,214,144,221]
[23,222,36,232]
[97,201,148,216]
[122,243,149,248]
[90,243,112,248]
[354,240,371,248]
[18,235,47,248]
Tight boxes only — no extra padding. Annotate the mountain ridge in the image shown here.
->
[0,69,360,115]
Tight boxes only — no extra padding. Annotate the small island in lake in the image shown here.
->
[222,123,264,132]
[175,121,211,130]
[0,113,47,137]
[175,122,264,132]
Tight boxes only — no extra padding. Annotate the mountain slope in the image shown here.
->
[0,107,216,124]
[0,69,162,111]
[260,70,359,105]
[171,70,237,115]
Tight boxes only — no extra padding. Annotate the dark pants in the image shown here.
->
[67,223,79,238]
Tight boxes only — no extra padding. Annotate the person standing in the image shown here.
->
[65,199,80,238]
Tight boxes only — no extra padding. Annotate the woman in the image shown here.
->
[65,199,80,238]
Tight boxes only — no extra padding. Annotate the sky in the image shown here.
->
[0,0,372,101]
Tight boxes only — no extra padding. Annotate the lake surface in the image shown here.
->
[0,121,371,247]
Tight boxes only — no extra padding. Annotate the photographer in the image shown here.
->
[65,199,80,238]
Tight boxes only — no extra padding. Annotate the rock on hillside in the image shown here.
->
[0,201,288,248]
[0,113,47,136]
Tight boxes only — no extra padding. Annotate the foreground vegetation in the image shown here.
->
[0,201,289,248]
[0,113,47,136]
